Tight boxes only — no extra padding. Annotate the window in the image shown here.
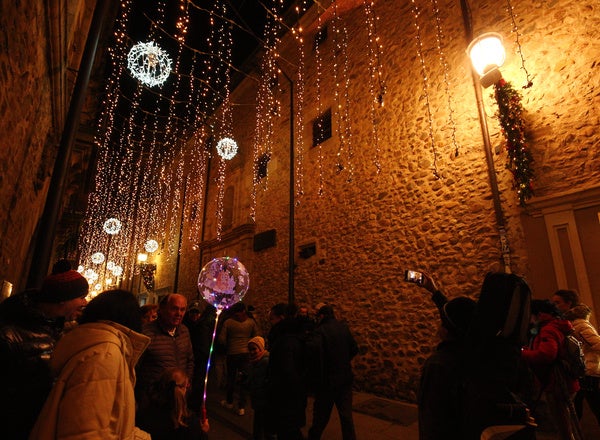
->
[299,242,317,259]
[254,229,276,251]
[256,153,271,181]
[313,26,328,51]
[312,108,332,147]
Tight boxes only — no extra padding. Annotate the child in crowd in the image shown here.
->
[246,336,275,440]
[137,367,210,440]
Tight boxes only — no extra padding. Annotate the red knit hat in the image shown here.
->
[38,270,89,303]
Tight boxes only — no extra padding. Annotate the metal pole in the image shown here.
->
[459,0,511,273]
[173,179,188,292]
[279,68,295,306]
[27,0,113,287]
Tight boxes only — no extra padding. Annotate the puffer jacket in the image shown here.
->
[522,317,580,394]
[0,292,64,439]
[565,304,600,377]
[29,321,150,440]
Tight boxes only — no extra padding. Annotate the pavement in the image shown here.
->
[205,385,600,440]
[205,389,419,440]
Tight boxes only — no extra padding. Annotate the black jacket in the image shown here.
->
[0,292,65,439]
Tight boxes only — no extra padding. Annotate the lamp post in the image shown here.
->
[278,66,295,306]
[460,0,512,273]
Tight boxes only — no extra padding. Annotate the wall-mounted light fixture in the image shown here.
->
[467,32,506,88]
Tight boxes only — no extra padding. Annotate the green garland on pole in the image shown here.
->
[494,79,534,206]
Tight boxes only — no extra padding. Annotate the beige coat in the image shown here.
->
[29,321,150,440]
[568,305,600,377]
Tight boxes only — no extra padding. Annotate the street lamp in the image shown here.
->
[467,32,506,88]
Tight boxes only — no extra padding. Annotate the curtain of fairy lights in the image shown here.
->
[330,1,354,183]
[212,2,235,241]
[363,0,384,174]
[251,0,284,220]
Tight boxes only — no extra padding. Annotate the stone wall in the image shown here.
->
[0,0,97,292]
[168,0,600,401]
[0,2,56,291]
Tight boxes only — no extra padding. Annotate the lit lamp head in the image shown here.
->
[467,32,506,88]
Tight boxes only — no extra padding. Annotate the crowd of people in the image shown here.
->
[0,259,359,440]
[417,272,600,440]
[1,258,599,440]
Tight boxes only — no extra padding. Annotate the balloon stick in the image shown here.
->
[201,308,222,421]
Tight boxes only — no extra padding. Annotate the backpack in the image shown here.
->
[558,333,586,379]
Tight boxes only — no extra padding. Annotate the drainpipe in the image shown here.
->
[459,0,511,273]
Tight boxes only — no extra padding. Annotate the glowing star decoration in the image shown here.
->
[77,265,84,273]
[216,137,238,160]
[106,261,115,271]
[127,41,172,87]
[197,257,249,310]
[144,239,159,253]
[103,218,122,235]
[91,252,106,265]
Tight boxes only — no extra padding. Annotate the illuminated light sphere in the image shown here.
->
[197,257,249,310]
[94,283,102,291]
[105,278,113,286]
[112,265,123,277]
[91,252,106,265]
[144,239,159,253]
[103,218,122,235]
[216,137,238,160]
[127,41,172,87]
[106,261,115,271]
[77,265,84,273]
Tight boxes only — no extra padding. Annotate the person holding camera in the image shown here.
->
[415,272,476,440]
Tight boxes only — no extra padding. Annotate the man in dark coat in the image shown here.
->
[307,304,359,440]
[136,293,194,411]
[0,262,89,440]
[267,303,307,440]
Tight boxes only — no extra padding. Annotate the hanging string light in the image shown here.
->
[505,0,533,89]
[431,0,460,157]
[330,1,354,183]
[411,0,440,179]
[363,0,385,174]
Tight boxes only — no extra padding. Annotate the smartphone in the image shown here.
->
[404,270,424,285]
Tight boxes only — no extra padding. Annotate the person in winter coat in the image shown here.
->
[564,303,600,424]
[246,336,275,440]
[29,289,150,440]
[416,273,477,440]
[137,367,209,440]
[218,301,258,415]
[522,299,581,440]
[136,293,195,411]
[0,262,89,440]
[267,303,307,440]
[307,304,359,440]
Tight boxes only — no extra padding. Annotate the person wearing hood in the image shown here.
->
[522,299,581,440]
[564,303,600,424]
[29,289,150,440]
[246,336,275,440]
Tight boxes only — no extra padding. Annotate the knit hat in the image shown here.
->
[441,296,476,337]
[38,270,89,303]
[248,336,265,352]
